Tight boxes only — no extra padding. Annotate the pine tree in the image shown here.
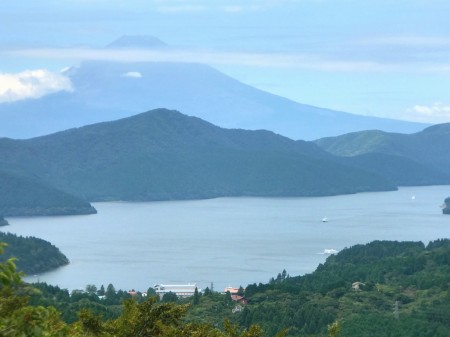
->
[193,287,200,305]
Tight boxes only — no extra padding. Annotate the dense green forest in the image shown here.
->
[0,242,286,337]
[3,239,450,336]
[1,109,449,215]
[0,109,395,205]
[2,109,450,215]
[314,124,450,186]
[185,239,450,337]
[0,169,96,216]
[0,232,69,274]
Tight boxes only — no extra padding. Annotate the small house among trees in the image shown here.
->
[231,295,248,305]
[352,282,365,291]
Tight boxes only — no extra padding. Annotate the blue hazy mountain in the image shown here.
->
[0,168,96,216]
[0,36,427,140]
[105,34,168,49]
[315,123,450,186]
[0,108,396,202]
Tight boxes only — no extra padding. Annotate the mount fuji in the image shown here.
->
[0,36,427,140]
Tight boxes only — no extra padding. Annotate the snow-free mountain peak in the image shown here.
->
[105,35,168,49]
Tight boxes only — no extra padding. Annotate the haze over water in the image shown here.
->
[4,185,450,292]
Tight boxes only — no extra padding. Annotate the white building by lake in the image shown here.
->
[154,284,199,298]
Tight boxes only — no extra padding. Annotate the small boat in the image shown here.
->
[322,217,328,222]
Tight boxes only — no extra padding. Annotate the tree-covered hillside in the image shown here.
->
[185,239,450,337]
[0,169,96,216]
[4,238,450,337]
[314,124,450,186]
[0,109,395,202]
[341,152,450,186]
[0,243,276,337]
[0,232,69,274]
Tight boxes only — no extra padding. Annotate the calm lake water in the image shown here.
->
[3,185,450,293]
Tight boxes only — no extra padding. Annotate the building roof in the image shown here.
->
[224,286,239,294]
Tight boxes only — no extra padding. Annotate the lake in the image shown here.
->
[3,185,450,293]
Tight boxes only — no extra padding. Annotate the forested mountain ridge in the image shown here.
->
[0,168,96,216]
[314,123,450,186]
[315,123,450,167]
[0,108,395,202]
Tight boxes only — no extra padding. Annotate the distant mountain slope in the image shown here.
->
[0,169,96,216]
[314,124,450,186]
[105,34,167,49]
[0,36,427,140]
[0,109,395,202]
[343,153,450,186]
[315,130,396,157]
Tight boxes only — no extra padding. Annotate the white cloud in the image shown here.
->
[223,5,244,13]
[405,102,450,123]
[150,0,312,13]
[156,4,205,13]
[356,35,450,48]
[0,69,73,103]
[122,71,143,78]
[10,46,428,73]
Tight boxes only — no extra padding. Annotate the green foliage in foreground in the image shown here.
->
[4,239,450,336]
[0,232,69,275]
[1,243,296,337]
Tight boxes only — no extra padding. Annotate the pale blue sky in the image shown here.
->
[1,0,450,123]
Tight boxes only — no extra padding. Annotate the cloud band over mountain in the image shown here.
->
[0,69,72,103]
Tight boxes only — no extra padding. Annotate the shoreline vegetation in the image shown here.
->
[0,232,69,275]
[0,216,8,226]
[443,197,450,214]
